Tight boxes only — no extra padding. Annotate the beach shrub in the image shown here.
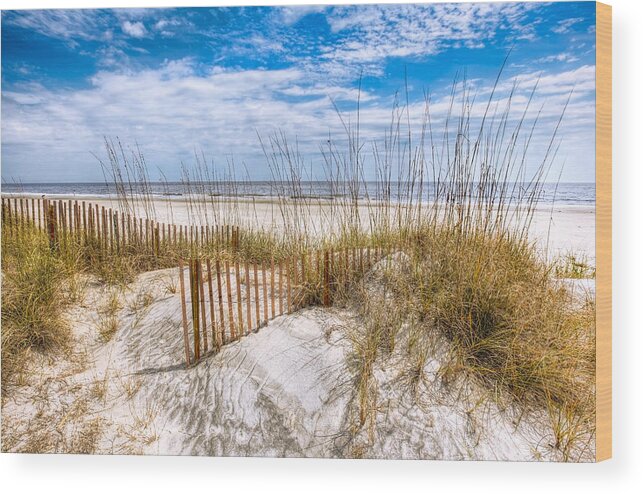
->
[342,225,596,460]
[1,223,77,389]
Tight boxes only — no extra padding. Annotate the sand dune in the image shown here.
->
[2,257,593,459]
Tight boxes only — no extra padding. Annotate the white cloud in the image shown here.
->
[121,20,147,38]
[154,19,170,30]
[552,17,584,34]
[535,52,580,64]
[2,10,113,47]
[304,2,541,81]
[1,62,595,183]
[278,6,325,25]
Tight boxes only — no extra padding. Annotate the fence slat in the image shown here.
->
[47,204,56,251]
[216,259,226,344]
[235,261,244,338]
[262,260,268,323]
[178,260,191,367]
[278,259,284,316]
[270,258,276,319]
[286,258,292,313]
[225,260,236,340]
[245,262,252,334]
[206,259,220,350]
[198,261,208,354]
[323,250,330,306]
[190,259,201,361]
[254,264,260,329]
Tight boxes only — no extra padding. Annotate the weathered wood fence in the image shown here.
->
[1,196,240,254]
[2,196,396,368]
[178,245,390,366]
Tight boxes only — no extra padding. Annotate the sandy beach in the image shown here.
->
[4,193,596,263]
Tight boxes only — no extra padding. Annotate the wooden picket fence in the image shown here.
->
[1,196,240,254]
[178,245,391,367]
[2,195,397,368]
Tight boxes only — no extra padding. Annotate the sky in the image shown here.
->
[1,2,597,183]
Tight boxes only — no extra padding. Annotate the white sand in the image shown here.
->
[9,193,596,262]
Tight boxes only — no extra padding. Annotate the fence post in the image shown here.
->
[47,204,58,252]
[262,260,268,324]
[235,261,244,337]
[8,197,14,230]
[107,208,113,252]
[1,199,7,234]
[215,259,225,345]
[139,218,144,250]
[19,198,25,234]
[323,250,330,306]
[155,223,160,258]
[101,206,107,251]
[67,200,73,235]
[286,258,292,313]
[270,258,276,319]
[190,259,201,361]
[121,213,126,252]
[4,198,11,234]
[113,211,119,254]
[178,260,191,367]
[206,259,220,350]
[253,264,260,329]
[37,198,42,230]
[245,262,252,334]
[93,204,98,243]
[74,200,79,236]
[278,259,284,316]
[198,260,208,354]
[82,202,87,241]
[225,260,236,340]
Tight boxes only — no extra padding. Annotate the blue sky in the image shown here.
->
[1,2,597,183]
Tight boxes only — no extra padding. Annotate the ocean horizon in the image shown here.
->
[0,181,596,206]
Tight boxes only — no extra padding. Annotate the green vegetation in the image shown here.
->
[554,253,596,279]
[1,221,79,389]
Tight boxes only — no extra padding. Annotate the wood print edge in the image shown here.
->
[595,0,612,462]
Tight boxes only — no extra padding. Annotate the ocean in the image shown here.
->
[0,181,596,206]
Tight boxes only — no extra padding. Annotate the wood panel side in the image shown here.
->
[595,1,612,462]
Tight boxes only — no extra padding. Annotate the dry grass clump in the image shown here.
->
[342,227,596,460]
[554,253,596,279]
[1,223,79,389]
[411,229,595,410]
[97,315,119,342]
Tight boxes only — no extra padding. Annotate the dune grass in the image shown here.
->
[1,221,80,389]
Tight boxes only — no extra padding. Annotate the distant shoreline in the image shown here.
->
[0,180,597,207]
